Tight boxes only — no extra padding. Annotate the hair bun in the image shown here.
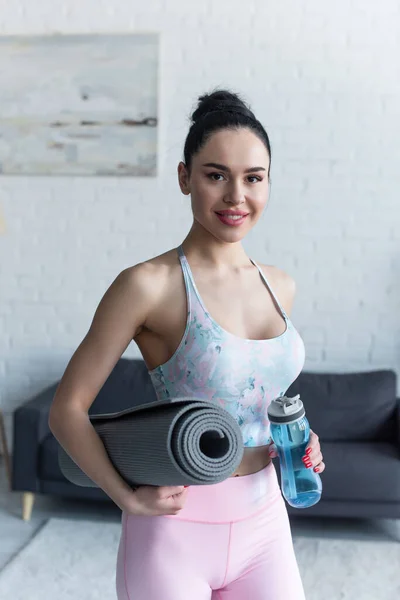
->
[191,90,256,123]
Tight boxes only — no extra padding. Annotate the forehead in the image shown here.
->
[193,128,270,169]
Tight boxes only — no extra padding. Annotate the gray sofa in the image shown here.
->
[12,359,400,521]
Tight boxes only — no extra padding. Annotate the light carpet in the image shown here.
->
[0,517,398,599]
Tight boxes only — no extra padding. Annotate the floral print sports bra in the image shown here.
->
[148,246,306,447]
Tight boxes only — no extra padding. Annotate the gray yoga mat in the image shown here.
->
[58,397,244,488]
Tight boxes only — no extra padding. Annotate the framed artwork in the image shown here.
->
[0,33,159,176]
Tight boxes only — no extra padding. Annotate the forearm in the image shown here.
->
[49,407,136,511]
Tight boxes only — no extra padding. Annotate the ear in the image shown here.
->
[177,162,191,195]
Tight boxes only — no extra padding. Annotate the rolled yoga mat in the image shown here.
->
[58,397,244,488]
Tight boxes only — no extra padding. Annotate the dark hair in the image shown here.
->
[183,89,271,178]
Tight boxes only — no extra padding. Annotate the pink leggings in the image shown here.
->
[116,462,305,600]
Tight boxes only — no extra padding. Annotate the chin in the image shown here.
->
[209,226,249,245]
[217,231,247,244]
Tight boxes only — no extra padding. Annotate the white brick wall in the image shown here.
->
[1,0,400,448]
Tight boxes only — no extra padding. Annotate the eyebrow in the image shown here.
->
[202,162,266,174]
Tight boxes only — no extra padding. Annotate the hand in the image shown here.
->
[267,431,325,474]
[121,485,190,517]
[302,430,325,474]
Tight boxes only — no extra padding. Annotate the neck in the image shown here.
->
[181,220,250,268]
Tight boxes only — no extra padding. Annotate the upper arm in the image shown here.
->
[49,264,157,418]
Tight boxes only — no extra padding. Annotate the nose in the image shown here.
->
[223,179,245,206]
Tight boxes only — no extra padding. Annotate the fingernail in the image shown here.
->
[306,448,312,455]
[314,468,320,473]
[184,485,189,488]
[305,461,312,468]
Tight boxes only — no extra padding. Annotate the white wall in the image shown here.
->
[1,0,400,446]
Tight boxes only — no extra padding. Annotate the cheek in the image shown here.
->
[196,178,220,198]
[191,181,220,211]
[190,193,211,219]
[249,192,268,214]
[255,181,269,204]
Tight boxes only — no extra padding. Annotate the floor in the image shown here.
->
[1,457,398,574]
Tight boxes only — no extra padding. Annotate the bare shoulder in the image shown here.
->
[115,248,179,321]
[258,263,297,316]
[121,248,178,292]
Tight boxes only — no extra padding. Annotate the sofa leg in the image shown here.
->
[22,492,35,521]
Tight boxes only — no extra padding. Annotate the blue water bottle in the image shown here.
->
[267,394,322,509]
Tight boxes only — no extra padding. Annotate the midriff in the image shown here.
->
[231,445,272,477]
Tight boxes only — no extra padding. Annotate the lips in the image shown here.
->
[215,210,249,227]
[215,210,249,217]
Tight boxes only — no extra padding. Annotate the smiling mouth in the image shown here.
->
[215,211,249,217]
[215,211,249,226]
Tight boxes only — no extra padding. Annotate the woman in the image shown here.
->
[49,89,325,600]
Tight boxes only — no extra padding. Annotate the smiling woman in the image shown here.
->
[174,90,271,248]
[49,89,313,600]
[204,160,267,225]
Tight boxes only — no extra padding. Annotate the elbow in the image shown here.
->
[48,403,74,434]
[48,387,64,433]
[48,401,88,434]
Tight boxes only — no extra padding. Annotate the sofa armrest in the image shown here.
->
[12,383,59,492]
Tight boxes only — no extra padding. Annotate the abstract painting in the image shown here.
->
[0,33,159,176]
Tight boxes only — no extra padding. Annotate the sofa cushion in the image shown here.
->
[287,370,397,442]
[311,441,400,503]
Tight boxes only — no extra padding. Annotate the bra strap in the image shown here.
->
[177,245,191,279]
[177,244,185,262]
[177,245,210,318]
[250,259,288,320]
[176,245,193,315]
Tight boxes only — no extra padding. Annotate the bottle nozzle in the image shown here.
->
[276,395,301,415]
[268,394,304,423]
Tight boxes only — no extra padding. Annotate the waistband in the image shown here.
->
[164,462,281,523]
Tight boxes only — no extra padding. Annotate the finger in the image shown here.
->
[313,451,324,465]
[165,496,184,509]
[303,451,323,467]
[302,445,317,461]
[313,461,325,474]
[304,449,323,464]
[268,443,278,458]
[305,431,319,451]
[167,490,188,510]
[303,443,316,458]
[304,437,320,459]
[158,485,186,498]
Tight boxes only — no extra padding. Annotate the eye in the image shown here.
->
[207,172,225,181]
[247,175,262,184]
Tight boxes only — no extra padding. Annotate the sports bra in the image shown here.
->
[148,245,306,447]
